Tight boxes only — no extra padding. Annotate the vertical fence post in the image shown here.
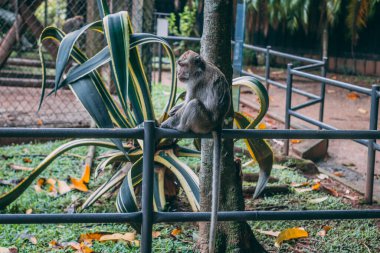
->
[319,57,327,126]
[284,63,293,156]
[141,120,155,253]
[265,46,271,90]
[365,84,380,204]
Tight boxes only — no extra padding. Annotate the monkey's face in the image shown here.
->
[176,50,205,82]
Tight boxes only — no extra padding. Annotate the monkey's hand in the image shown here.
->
[168,102,184,117]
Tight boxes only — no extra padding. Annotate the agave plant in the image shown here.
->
[0,0,273,213]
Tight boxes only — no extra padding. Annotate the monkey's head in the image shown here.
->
[176,50,206,82]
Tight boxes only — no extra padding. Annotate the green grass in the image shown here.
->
[0,85,379,252]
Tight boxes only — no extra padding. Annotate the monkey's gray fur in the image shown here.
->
[161,50,231,253]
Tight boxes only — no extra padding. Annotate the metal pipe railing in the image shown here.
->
[1,123,380,253]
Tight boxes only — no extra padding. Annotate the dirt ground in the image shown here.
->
[158,69,380,201]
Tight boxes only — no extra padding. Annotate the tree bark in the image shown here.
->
[198,1,266,252]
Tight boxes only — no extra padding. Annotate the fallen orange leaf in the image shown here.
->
[70,178,88,192]
[311,182,321,191]
[275,227,308,247]
[291,139,301,144]
[170,228,182,237]
[79,233,105,242]
[37,119,43,126]
[347,92,360,100]
[82,164,91,184]
[37,178,46,186]
[257,122,266,130]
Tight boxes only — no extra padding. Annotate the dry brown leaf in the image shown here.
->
[25,209,32,214]
[152,231,161,238]
[333,171,344,177]
[37,119,43,126]
[0,246,18,253]
[275,227,308,248]
[347,92,360,100]
[22,158,32,163]
[317,225,332,237]
[290,182,309,188]
[170,228,182,237]
[322,185,339,197]
[358,108,367,114]
[70,178,88,192]
[82,164,91,184]
[99,232,135,242]
[57,180,72,195]
[8,164,33,171]
[312,182,321,191]
[290,139,301,144]
[256,229,280,237]
[308,196,328,204]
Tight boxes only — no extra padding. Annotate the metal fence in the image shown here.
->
[0,123,380,253]
[0,0,152,128]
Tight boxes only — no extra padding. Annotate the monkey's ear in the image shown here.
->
[194,55,205,70]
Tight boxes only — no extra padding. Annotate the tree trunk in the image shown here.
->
[198,0,266,252]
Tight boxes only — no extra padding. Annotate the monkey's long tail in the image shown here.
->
[209,131,221,253]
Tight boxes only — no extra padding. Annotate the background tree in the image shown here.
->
[199,0,266,252]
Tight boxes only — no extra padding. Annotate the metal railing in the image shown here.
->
[1,123,380,252]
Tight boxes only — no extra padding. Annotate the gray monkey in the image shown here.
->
[161,50,231,253]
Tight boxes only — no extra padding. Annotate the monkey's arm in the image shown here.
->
[168,102,184,116]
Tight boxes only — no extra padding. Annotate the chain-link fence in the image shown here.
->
[0,0,153,128]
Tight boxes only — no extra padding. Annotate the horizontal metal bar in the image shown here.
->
[289,111,372,147]
[291,69,372,95]
[2,209,379,225]
[374,142,380,151]
[292,98,322,111]
[154,210,380,222]
[269,50,322,64]
[0,213,142,224]
[0,128,144,139]
[242,43,267,53]
[157,128,380,140]
[293,62,325,71]
[241,70,320,99]
[1,127,380,140]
